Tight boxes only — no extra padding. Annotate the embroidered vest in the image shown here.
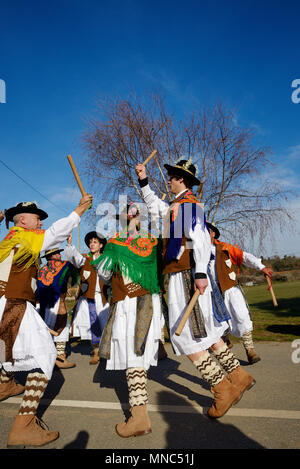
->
[215,243,238,293]
[111,269,148,303]
[80,257,108,305]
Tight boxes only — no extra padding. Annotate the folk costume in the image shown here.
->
[0,202,81,447]
[208,223,265,364]
[138,159,255,419]
[36,248,77,369]
[64,231,109,364]
[96,203,164,437]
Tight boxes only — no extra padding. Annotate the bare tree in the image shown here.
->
[81,92,292,250]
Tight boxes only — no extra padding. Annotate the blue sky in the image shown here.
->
[0,0,299,256]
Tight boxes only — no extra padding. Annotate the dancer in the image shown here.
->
[36,248,78,369]
[0,194,92,447]
[135,159,255,419]
[64,231,109,365]
[96,202,164,437]
[207,222,273,364]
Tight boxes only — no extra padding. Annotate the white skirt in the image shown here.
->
[224,286,253,337]
[106,294,164,371]
[168,272,228,355]
[72,294,109,340]
[36,300,71,343]
[0,296,57,380]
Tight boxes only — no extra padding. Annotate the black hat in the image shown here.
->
[206,222,220,239]
[84,231,107,248]
[5,202,48,224]
[41,248,64,259]
[164,159,200,186]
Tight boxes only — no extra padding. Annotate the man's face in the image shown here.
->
[167,174,184,195]
[209,228,216,243]
[89,238,102,254]
[18,213,43,230]
[50,253,62,261]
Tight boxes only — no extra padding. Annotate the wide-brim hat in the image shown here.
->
[41,248,64,258]
[5,202,48,223]
[84,231,107,248]
[206,222,220,239]
[164,159,200,186]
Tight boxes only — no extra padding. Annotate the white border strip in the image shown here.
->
[3,398,300,420]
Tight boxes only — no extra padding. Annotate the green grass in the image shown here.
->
[239,280,300,342]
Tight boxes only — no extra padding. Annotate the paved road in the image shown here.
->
[0,341,299,453]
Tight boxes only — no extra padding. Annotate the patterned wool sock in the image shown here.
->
[126,367,148,407]
[18,371,49,415]
[241,331,254,351]
[213,343,240,374]
[192,351,225,387]
[0,368,14,384]
[56,342,66,356]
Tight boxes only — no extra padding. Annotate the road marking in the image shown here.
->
[3,397,300,420]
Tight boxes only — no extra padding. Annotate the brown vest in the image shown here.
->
[4,247,38,303]
[80,256,108,305]
[162,236,194,275]
[215,243,238,293]
[111,269,148,304]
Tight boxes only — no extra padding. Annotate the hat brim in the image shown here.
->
[206,223,220,239]
[164,164,200,186]
[41,248,64,258]
[5,206,48,223]
[84,231,107,248]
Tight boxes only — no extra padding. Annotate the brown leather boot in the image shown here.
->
[55,354,76,369]
[7,414,59,448]
[246,348,261,365]
[0,379,25,402]
[228,366,256,394]
[115,405,152,438]
[89,348,100,365]
[207,377,242,419]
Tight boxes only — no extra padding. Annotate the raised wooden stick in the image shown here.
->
[67,154,86,195]
[175,290,200,336]
[143,149,157,166]
[265,275,278,307]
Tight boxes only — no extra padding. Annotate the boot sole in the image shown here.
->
[115,425,152,438]
[7,433,59,449]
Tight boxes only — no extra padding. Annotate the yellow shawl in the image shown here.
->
[0,226,45,270]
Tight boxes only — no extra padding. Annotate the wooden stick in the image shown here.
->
[161,193,167,201]
[49,329,59,337]
[67,154,86,195]
[175,290,200,336]
[143,149,157,166]
[265,275,278,307]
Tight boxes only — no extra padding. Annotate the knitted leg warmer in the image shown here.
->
[242,331,254,351]
[192,351,225,387]
[213,343,240,374]
[126,367,148,407]
[18,371,49,415]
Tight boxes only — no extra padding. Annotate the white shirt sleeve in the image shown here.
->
[63,243,85,268]
[242,251,265,270]
[141,184,170,219]
[41,211,80,252]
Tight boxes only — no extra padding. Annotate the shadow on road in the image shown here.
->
[157,390,264,449]
[63,430,89,449]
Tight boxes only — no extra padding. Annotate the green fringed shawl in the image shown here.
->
[92,230,161,294]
